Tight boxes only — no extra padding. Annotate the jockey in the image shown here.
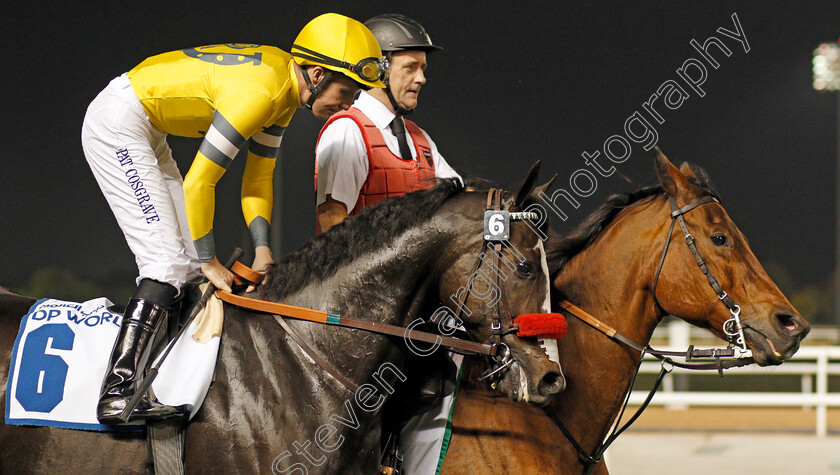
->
[314,14,462,473]
[82,13,386,424]
[315,13,461,234]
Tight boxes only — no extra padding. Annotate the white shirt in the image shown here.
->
[316,91,462,210]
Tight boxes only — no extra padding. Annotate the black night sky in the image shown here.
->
[2,2,839,314]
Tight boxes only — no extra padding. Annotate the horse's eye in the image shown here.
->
[517,261,534,277]
[710,234,729,246]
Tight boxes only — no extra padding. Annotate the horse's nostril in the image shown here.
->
[776,314,796,331]
[538,371,565,395]
[776,313,798,332]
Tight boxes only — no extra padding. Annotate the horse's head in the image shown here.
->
[652,149,810,365]
[435,163,565,405]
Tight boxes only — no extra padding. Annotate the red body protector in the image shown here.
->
[315,108,436,234]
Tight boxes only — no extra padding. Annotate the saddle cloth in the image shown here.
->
[5,294,222,431]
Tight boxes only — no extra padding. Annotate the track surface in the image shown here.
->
[606,407,840,474]
[608,432,840,474]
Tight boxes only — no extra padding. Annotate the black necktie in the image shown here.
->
[389,117,413,160]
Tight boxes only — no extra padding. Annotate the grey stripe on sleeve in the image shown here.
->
[198,140,234,169]
[248,125,285,158]
[211,112,246,148]
[193,232,216,262]
[248,216,271,248]
[248,140,281,159]
[262,125,285,137]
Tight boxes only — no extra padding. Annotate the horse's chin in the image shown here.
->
[743,327,789,366]
[493,363,555,407]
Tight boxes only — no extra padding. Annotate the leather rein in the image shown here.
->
[216,263,493,394]
[549,194,755,473]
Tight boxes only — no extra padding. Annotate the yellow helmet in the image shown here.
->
[292,13,387,89]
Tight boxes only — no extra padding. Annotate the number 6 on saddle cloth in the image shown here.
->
[5,291,223,430]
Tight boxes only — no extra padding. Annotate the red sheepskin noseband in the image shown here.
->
[515,313,568,340]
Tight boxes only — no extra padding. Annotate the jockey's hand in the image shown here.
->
[247,246,274,293]
[201,258,234,293]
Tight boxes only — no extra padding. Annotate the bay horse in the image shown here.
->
[440,150,810,474]
[0,171,564,474]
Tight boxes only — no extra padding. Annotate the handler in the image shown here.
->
[82,13,386,423]
[315,13,461,234]
[314,14,462,474]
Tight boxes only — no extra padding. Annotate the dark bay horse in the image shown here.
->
[0,172,564,473]
[441,151,810,474]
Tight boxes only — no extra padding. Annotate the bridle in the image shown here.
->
[451,188,543,386]
[550,193,755,473]
[652,195,747,353]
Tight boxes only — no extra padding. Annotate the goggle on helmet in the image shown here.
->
[292,44,389,84]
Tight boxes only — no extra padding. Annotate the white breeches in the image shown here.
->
[81,74,201,289]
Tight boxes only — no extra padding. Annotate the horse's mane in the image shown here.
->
[547,162,719,275]
[262,178,464,300]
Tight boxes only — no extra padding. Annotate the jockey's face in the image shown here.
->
[387,50,427,111]
[310,71,360,120]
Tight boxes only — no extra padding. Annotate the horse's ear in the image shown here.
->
[531,174,558,199]
[514,161,541,208]
[654,147,691,198]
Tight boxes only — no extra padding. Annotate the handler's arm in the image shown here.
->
[315,117,369,233]
[317,197,350,233]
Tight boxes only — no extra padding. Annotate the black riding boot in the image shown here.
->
[97,279,183,424]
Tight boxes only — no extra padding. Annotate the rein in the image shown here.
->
[216,288,496,357]
[549,194,755,473]
[560,301,754,374]
[215,262,496,393]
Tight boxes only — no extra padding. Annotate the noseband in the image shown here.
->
[651,195,747,352]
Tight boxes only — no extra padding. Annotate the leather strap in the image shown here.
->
[217,290,334,323]
[231,261,265,284]
[670,196,718,218]
[272,314,360,393]
[560,300,754,372]
[216,289,495,356]
[670,197,737,311]
[560,301,644,352]
[651,216,676,306]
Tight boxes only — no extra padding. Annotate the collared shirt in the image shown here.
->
[316,91,461,210]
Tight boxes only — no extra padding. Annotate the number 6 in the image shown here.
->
[489,213,505,235]
[15,324,75,413]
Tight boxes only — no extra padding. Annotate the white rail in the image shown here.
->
[630,323,840,437]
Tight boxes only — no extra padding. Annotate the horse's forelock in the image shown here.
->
[682,162,720,201]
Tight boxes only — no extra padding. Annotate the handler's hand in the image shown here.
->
[247,246,274,293]
[201,257,234,293]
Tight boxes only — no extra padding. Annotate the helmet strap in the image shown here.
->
[385,87,414,116]
[381,53,414,116]
[302,68,333,109]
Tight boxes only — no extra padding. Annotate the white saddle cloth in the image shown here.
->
[6,294,221,431]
